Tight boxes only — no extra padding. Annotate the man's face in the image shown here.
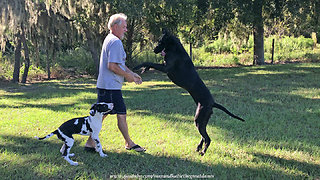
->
[114,19,127,39]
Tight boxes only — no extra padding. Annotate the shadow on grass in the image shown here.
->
[0,79,97,112]
[1,64,320,146]
[125,64,320,147]
[0,134,310,179]
[1,64,320,178]
[252,152,320,178]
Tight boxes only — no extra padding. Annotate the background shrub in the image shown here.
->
[56,47,95,75]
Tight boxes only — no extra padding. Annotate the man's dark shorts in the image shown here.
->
[97,88,126,115]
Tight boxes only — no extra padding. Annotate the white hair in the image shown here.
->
[107,13,127,30]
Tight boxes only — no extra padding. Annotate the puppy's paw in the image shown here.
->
[70,161,78,166]
[99,153,108,157]
[64,156,78,166]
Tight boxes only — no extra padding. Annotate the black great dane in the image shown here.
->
[134,29,244,155]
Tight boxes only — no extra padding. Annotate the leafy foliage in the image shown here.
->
[55,47,95,75]
[191,36,319,66]
[0,0,320,81]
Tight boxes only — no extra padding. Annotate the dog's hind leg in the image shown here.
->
[60,144,66,154]
[62,137,78,165]
[196,137,204,152]
[60,143,75,157]
[194,103,212,156]
[197,122,211,156]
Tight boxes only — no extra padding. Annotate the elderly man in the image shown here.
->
[85,13,145,152]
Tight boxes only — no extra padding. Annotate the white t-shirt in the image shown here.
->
[97,33,126,90]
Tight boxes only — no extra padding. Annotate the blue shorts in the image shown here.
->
[97,88,126,114]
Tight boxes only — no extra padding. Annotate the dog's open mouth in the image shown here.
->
[161,50,166,56]
[102,110,112,115]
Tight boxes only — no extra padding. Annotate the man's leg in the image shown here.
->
[85,137,96,148]
[117,114,145,151]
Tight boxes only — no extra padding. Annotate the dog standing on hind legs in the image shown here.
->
[35,102,113,165]
[134,29,245,156]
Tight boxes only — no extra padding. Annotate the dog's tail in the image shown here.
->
[35,130,58,140]
[213,103,245,122]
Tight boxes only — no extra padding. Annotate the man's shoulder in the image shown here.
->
[105,34,121,44]
[102,35,122,50]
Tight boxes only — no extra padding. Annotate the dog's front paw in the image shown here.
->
[64,156,79,166]
[141,66,150,74]
[70,161,79,166]
[134,63,150,73]
[99,153,108,157]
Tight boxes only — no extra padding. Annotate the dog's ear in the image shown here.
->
[107,103,114,111]
[90,103,96,116]
[90,109,96,116]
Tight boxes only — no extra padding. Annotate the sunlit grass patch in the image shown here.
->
[0,63,319,179]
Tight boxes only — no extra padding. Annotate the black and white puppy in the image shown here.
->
[35,102,113,166]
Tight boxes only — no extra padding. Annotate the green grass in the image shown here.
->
[1,63,320,179]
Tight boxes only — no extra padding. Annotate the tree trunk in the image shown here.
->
[253,0,265,65]
[34,40,40,68]
[125,18,135,67]
[84,29,99,76]
[46,42,51,80]
[13,32,22,83]
[271,39,275,64]
[21,25,30,83]
[52,42,56,66]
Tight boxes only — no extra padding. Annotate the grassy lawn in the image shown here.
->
[0,63,319,179]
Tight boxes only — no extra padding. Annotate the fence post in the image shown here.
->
[312,32,317,49]
[271,39,275,64]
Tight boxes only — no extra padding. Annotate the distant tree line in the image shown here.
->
[0,0,319,83]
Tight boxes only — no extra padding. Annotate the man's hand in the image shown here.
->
[108,62,143,85]
[125,72,142,84]
[133,73,142,84]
